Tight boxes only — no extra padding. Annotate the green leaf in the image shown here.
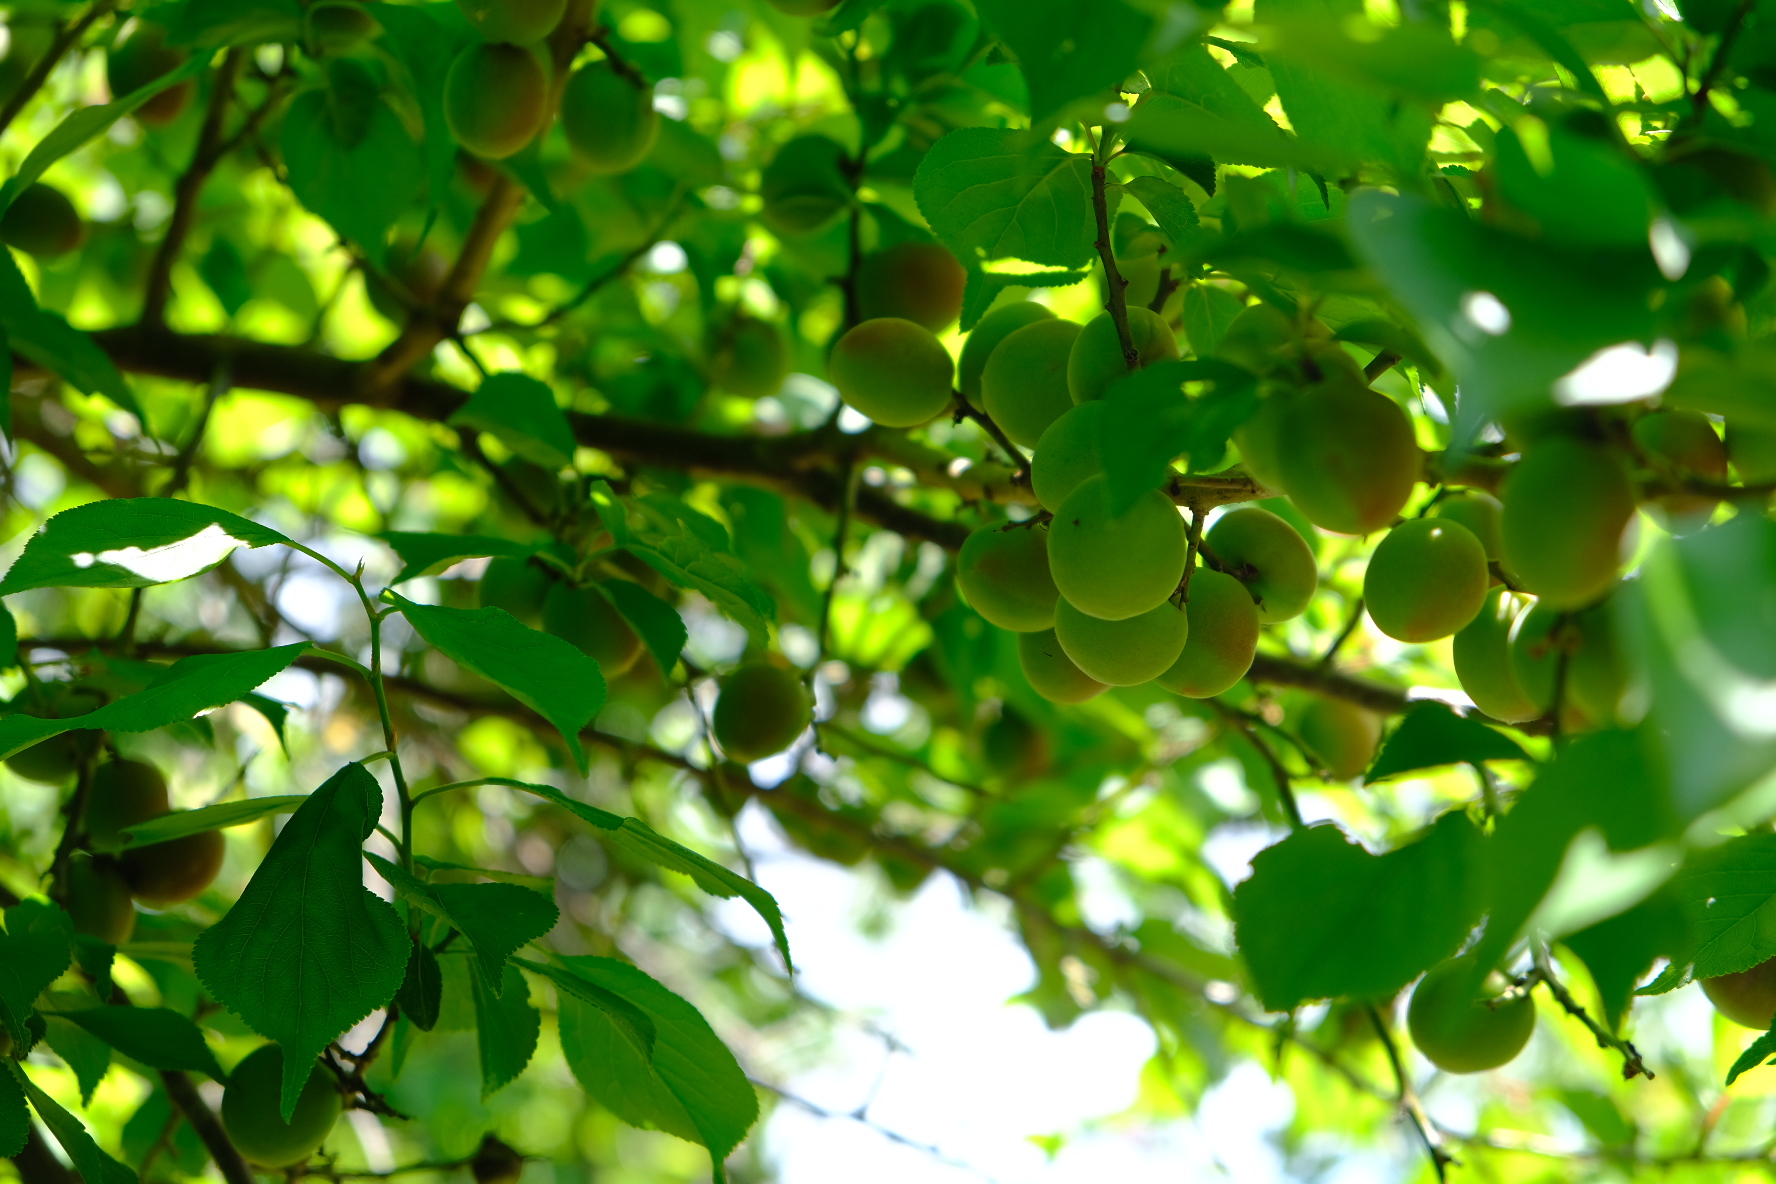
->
[553,955,757,1175]
[1182,283,1246,357]
[1127,44,1324,172]
[973,0,1153,122]
[0,900,73,1049]
[0,1064,25,1158]
[913,129,1097,270]
[1232,812,1486,1010]
[1495,125,1655,249]
[449,373,578,469]
[0,605,17,671]
[959,267,1092,332]
[0,498,289,595]
[0,252,145,429]
[375,5,471,208]
[240,693,291,752]
[42,1016,110,1105]
[108,795,306,852]
[56,1007,224,1080]
[8,1061,136,1184]
[1122,176,1201,250]
[515,957,656,1061]
[199,239,252,318]
[394,597,606,775]
[192,763,410,1122]
[1646,833,1776,991]
[364,853,558,991]
[1728,1027,1776,1086]
[280,61,424,257]
[597,580,686,674]
[469,961,539,1098]
[1364,702,1531,783]
[1563,889,1688,1030]
[0,645,311,762]
[395,944,442,1033]
[1097,360,1258,513]
[380,532,536,584]
[170,0,303,46]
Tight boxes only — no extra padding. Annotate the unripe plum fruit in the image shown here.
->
[1728,421,1776,484]
[1509,600,1622,729]
[760,136,851,236]
[454,0,566,43]
[221,1045,342,1168]
[982,706,1051,781]
[1232,393,1289,492]
[107,25,191,125]
[366,242,450,323]
[956,524,1058,632]
[856,243,966,332]
[479,556,554,627]
[1273,379,1419,536]
[1053,595,1188,687]
[828,318,954,428]
[307,3,382,54]
[543,583,643,676]
[1048,476,1186,621]
[982,319,1082,448]
[1362,518,1490,643]
[1702,957,1776,1028]
[445,42,547,160]
[1407,956,1535,1074]
[1,184,84,258]
[1016,629,1106,704]
[1501,437,1635,609]
[709,315,788,398]
[1031,402,1105,513]
[712,663,811,761]
[5,684,103,784]
[1433,491,1505,561]
[1296,696,1380,780]
[1212,303,1294,375]
[86,759,169,850]
[1156,567,1260,698]
[1205,507,1317,623]
[470,1136,526,1184]
[958,303,1053,399]
[1067,308,1180,404]
[562,62,660,175]
[121,828,225,906]
[1565,601,1626,728]
[1634,408,1727,519]
[66,854,135,945]
[1452,588,1539,724]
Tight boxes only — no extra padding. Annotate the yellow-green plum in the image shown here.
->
[543,583,643,676]
[959,303,1053,399]
[1433,491,1505,561]
[1048,476,1187,621]
[828,318,954,428]
[1273,379,1420,535]
[1053,596,1188,686]
[307,2,382,53]
[1031,402,1105,513]
[982,706,1052,781]
[1509,600,1621,729]
[366,241,450,323]
[1213,304,1294,375]
[454,0,565,43]
[66,854,135,945]
[710,315,789,398]
[956,524,1058,632]
[982,319,1082,449]
[1407,956,1535,1074]
[479,556,553,627]
[1702,956,1776,1028]
[1501,437,1635,609]
[760,136,851,235]
[712,663,811,761]
[1205,507,1317,623]
[1296,696,1380,780]
[86,759,169,850]
[1067,308,1181,404]
[1635,408,1727,518]
[1566,601,1626,728]
[1232,393,1290,492]
[1362,518,1490,643]
[562,62,660,175]
[1017,630,1107,704]
[1452,588,1539,724]
[107,24,191,125]
[1156,568,1260,698]
[1728,421,1776,484]
[121,827,225,906]
[1,183,84,258]
[856,243,966,332]
[445,42,547,159]
[222,1045,342,1168]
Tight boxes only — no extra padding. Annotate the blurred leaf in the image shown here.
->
[0,498,289,594]
[1563,889,1687,1029]
[0,251,144,428]
[470,961,539,1098]
[0,901,72,1049]
[56,1007,223,1080]
[111,796,306,852]
[192,763,410,1121]
[914,129,1097,269]
[199,239,252,318]
[170,0,302,46]
[380,531,536,584]
[1496,125,1655,248]
[1232,812,1486,1010]
[974,0,1152,122]
[239,693,290,751]
[8,1061,136,1184]
[1097,360,1258,512]
[449,373,577,469]
[280,61,424,258]
[597,579,686,674]
[1365,702,1530,783]
[374,4,468,206]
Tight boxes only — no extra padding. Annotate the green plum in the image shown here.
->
[454,0,565,43]
[1407,956,1535,1074]
[1048,475,1187,621]
[222,1045,342,1167]
[107,24,191,125]
[543,583,643,676]
[956,524,1059,632]
[445,42,547,159]
[760,136,851,235]
[1297,696,1380,780]
[1,183,84,258]
[982,319,1082,448]
[1433,491,1505,561]
[65,854,135,945]
[1017,629,1107,704]
[828,318,954,428]
[1067,308,1180,404]
[1703,956,1776,1028]
[712,664,811,761]
[1212,304,1294,375]
[1031,402,1106,513]
[1232,392,1289,492]
[1509,599,1622,729]
[562,62,660,175]
[959,302,1054,399]
[1273,378,1420,535]
[1363,518,1490,643]
[1205,507,1317,623]
[1053,595,1188,686]
[857,243,967,332]
[307,2,382,53]
[121,827,225,906]
[1156,567,1260,698]
[1501,437,1635,609]
[710,314,789,397]
[1635,408,1727,518]
[1452,588,1539,724]
[86,759,169,850]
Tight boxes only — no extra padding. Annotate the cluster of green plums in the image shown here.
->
[443,0,658,170]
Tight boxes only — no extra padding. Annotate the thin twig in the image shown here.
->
[753,1079,1001,1182]
[1530,939,1654,1081]
[0,0,117,141]
[1366,1006,1454,1181]
[951,389,1028,471]
[1364,350,1403,382]
[1315,597,1365,670]
[813,456,860,676]
[1209,698,1304,829]
[1690,0,1756,124]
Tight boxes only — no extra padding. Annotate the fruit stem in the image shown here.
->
[1087,126,1140,373]
[1178,506,1203,603]
[951,390,1028,471]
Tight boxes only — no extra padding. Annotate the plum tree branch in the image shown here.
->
[161,1068,256,1184]
[1529,939,1653,1081]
